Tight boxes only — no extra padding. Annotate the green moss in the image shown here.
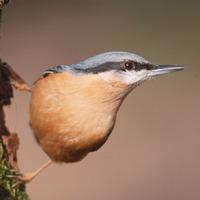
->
[0,141,29,200]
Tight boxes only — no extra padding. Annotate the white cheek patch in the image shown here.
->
[120,70,150,84]
[98,70,150,85]
[98,70,117,83]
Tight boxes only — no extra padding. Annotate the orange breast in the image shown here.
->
[30,72,127,162]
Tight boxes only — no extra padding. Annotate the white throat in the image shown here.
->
[98,69,150,85]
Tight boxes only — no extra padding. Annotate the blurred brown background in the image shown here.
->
[0,0,200,199]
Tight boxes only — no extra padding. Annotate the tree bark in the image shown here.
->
[0,1,30,199]
[0,62,30,200]
[0,0,9,9]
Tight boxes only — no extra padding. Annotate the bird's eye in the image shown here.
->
[124,61,135,71]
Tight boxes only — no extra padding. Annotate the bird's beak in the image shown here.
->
[149,64,184,77]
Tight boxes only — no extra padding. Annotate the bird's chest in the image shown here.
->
[31,73,123,153]
[60,93,116,145]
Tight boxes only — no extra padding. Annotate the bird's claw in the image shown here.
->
[17,172,35,184]
[5,169,32,184]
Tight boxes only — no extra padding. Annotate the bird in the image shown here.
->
[22,51,184,183]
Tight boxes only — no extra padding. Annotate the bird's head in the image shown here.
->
[71,51,183,89]
[43,51,183,106]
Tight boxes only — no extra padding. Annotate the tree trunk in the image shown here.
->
[0,1,30,199]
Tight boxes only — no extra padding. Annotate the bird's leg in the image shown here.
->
[20,160,53,183]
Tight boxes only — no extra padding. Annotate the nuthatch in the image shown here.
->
[23,51,183,182]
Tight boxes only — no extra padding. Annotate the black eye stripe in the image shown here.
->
[124,61,154,71]
[141,63,154,70]
[73,61,153,74]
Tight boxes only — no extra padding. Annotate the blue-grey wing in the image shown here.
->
[41,65,72,78]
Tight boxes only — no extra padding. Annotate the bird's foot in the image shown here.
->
[18,172,38,183]
[6,171,41,184]
[18,160,53,184]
